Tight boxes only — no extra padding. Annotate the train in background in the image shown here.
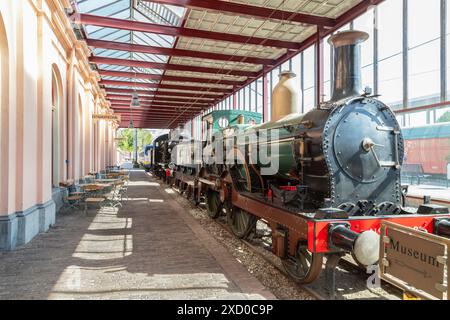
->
[150,30,450,287]
[141,133,171,176]
[402,122,450,179]
[143,144,153,172]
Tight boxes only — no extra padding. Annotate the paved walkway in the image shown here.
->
[0,170,274,300]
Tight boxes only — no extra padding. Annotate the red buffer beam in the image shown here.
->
[86,39,276,66]
[145,0,336,27]
[98,69,241,86]
[72,13,300,50]
[100,80,232,93]
[90,56,258,78]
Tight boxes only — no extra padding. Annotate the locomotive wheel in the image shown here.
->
[227,207,257,239]
[206,190,222,219]
[282,242,323,284]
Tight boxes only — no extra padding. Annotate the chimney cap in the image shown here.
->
[278,70,296,78]
[328,30,369,48]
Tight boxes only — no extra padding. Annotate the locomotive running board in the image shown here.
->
[231,190,310,239]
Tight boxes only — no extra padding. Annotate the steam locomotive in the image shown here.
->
[152,31,450,285]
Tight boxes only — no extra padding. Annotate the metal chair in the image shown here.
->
[61,194,84,213]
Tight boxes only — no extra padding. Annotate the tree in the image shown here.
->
[437,111,450,123]
[117,129,135,159]
[117,129,153,159]
[137,129,153,149]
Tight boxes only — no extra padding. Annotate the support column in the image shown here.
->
[262,72,269,122]
[441,0,447,102]
[0,0,15,250]
[15,0,41,247]
[134,128,138,164]
[36,0,55,233]
[373,6,379,96]
[66,50,75,180]
[315,28,324,105]
[402,0,408,109]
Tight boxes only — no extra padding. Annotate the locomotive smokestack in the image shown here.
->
[328,30,369,101]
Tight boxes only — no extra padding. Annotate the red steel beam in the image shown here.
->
[111,105,202,111]
[100,80,232,93]
[72,13,300,50]
[110,105,204,112]
[112,107,200,112]
[104,87,220,99]
[86,39,276,65]
[118,115,197,119]
[116,113,198,117]
[114,111,199,116]
[90,56,258,78]
[114,107,201,113]
[111,108,203,113]
[119,112,197,117]
[98,69,240,86]
[144,0,336,27]
[110,99,203,105]
[106,94,213,104]
[209,0,385,115]
[108,98,211,106]
[120,116,195,121]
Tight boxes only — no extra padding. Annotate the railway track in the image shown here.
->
[168,183,403,300]
[213,217,327,300]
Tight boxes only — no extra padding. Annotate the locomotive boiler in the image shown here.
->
[210,31,403,217]
[157,30,450,287]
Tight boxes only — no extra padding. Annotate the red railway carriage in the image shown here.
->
[402,123,450,177]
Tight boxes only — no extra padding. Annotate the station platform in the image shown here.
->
[0,170,274,300]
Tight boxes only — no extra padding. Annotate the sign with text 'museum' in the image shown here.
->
[379,221,449,300]
[92,114,121,122]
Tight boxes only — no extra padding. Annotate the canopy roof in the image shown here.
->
[72,0,382,128]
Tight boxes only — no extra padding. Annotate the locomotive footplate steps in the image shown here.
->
[325,253,345,300]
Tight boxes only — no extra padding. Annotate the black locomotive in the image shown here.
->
[152,31,450,287]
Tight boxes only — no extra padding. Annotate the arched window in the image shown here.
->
[0,13,9,213]
[51,66,62,188]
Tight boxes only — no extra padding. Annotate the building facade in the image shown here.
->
[0,0,118,250]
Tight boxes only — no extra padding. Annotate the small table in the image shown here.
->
[79,184,105,196]
[94,179,119,183]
